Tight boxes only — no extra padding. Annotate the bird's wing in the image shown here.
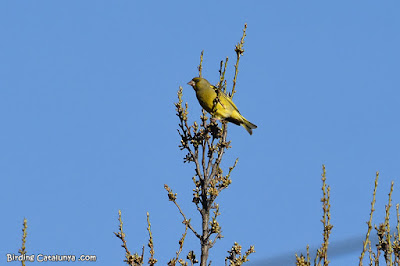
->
[218,89,240,113]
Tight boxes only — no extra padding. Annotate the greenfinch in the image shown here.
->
[188,77,257,135]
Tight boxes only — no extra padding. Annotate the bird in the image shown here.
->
[187,77,257,135]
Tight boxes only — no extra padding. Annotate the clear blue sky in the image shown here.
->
[1,1,399,265]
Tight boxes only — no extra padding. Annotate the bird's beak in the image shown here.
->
[187,80,195,87]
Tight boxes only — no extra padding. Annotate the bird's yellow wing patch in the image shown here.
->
[219,90,240,113]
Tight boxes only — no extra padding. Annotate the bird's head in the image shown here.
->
[187,77,204,90]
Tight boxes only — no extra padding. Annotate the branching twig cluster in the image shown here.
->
[296,165,333,266]
[315,165,333,266]
[224,242,255,266]
[114,23,254,266]
[358,174,400,265]
[297,168,400,266]
[114,210,145,266]
[167,23,254,266]
[295,245,310,266]
[359,172,379,265]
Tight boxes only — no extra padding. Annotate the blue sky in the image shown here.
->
[1,1,399,265]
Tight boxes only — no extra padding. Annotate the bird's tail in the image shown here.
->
[241,118,257,135]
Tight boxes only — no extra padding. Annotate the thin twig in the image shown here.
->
[315,165,333,266]
[198,50,204,77]
[19,218,28,266]
[219,57,229,93]
[114,210,137,266]
[164,185,201,239]
[231,23,247,98]
[397,204,400,241]
[169,223,189,265]
[147,212,157,265]
[384,181,394,265]
[360,172,379,265]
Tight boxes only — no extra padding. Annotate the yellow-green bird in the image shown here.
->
[188,77,257,135]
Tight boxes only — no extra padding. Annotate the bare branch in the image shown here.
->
[359,172,379,265]
[147,212,157,265]
[198,50,204,77]
[164,184,201,239]
[231,23,247,98]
